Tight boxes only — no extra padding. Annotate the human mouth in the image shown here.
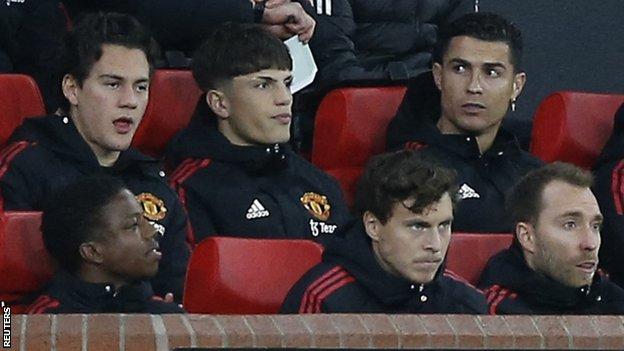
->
[461,102,486,114]
[576,261,597,274]
[272,114,292,125]
[146,244,162,261]
[113,117,134,134]
[413,258,443,268]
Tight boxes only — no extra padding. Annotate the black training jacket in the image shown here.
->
[0,115,189,300]
[386,72,542,233]
[281,220,487,313]
[166,104,351,245]
[27,269,184,314]
[592,103,624,288]
[478,246,624,315]
[309,0,464,90]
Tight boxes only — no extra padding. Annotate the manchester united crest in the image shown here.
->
[300,192,331,221]
[136,193,167,221]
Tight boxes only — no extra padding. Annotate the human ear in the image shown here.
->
[516,221,535,254]
[78,242,105,264]
[363,211,382,242]
[62,74,80,106]
[206,90,230,119]
[511,72,527,101]
[432,62,443,91]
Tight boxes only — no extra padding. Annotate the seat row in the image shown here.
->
[2,71,623,204]
[0,211,512,314]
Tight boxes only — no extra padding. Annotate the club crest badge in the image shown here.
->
[136,193,167,221]
[300,192,331,221]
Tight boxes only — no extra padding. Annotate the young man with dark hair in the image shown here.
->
[281,150,487,313]
[167,23,350,244]
[0,12,189,300]
[386,12,541,233]
[28,175,183,314]
[479,162,624,314]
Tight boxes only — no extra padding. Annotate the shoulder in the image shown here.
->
[281,263,356,313]
[440,270,488,313]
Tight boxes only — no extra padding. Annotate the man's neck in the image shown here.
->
[78,266,127,291]
[436,117,499,154]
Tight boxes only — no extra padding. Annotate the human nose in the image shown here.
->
[274,82,292,106]
[467,70,484,94]
[119,84,139,108]
[424,229,442,253]
[140,218,159,240]
[580,227,600,252]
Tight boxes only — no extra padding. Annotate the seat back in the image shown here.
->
[183,237,323,314]
[530,91,624,169]
[445,233,513,286]
[0,211,53,312]
[0,74,46,146]
[132,69,203,157]
[311,86,407,203]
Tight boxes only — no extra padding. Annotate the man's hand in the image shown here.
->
[261,2,316,43]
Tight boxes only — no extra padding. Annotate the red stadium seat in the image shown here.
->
[311,86,407,204]
[445,233,513,286]
[0,211,53,313]
[530,91,624,169]
[132,69,203,158]
[183,237,323,314]
[0,74,46,147]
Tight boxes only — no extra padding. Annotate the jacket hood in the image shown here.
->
[596,103,624,165]
[322,219,447,307]
[479,246,606,310]
[166,96,292,174]
[10,115,156,171]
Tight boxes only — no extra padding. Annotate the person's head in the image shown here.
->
[432,12,526,146]
[42,175,161,288]
[192,23,293,146]
[59,12,159,166]
[356,150,458,284]
[507,162,603,288]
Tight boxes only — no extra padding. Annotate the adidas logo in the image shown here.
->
[458,183,480,200]
[246,199,270,219]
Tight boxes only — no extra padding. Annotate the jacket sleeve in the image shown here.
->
[150,193,190,302]
[0,142,46,210]
[180,181,217,244]
[593,161,624,287]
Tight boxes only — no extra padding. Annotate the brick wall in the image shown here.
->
[7,314,624,350]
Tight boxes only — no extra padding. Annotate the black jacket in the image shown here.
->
[593,103,624,287]
[281,220,487,313]
[386,72,542,233]
[27,270,184,314]
[479,246,624,314]
[166,106,351,245]
[0,115,189,300]
[309,0,464,90]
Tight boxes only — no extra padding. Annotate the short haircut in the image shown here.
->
[355,150,458,224]
[58,12,160,112]
[433,12,523,72]
[506,162,594,226]
[42,175,128,273]
[192,23,292,91]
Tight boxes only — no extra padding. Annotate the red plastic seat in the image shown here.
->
[530,91,624,169]
[311,86,407,204]
[0,211,53,313]
[445,233,513,286]
[132,69,203,158]
[0,74,46,147]
[183,237,323,314]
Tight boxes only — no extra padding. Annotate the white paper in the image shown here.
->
[284,36,318,93]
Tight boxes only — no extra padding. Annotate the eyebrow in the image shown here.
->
[253,75,294,83]
[448,58,507,69]
[404,217,453,227]
[98,74,149,83]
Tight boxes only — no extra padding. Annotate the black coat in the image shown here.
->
[309,0,464,90]
[0,115,189,300]
[166,106,351,244]
[281,220,487,313]
[27,269,184,314]
[593,103,624,287]
[386,72,542,233]
[479,246,624,314]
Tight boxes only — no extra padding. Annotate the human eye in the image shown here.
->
[563,220,577,230]
[452,64,466,73]
[104,80,120,89]
[486,68,501,78]
[136,82,149,93]
[256,81,269,89]
[592,221,602,231]
[439,222,452,231]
